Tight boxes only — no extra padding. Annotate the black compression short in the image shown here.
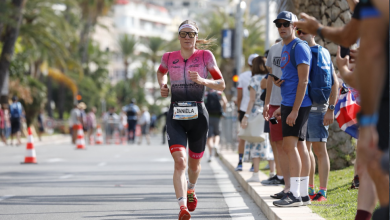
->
[167,103,209,159]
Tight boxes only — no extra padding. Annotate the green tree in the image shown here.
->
[142,37,165,104]
[0,0,26,103]
[118,34,137,80]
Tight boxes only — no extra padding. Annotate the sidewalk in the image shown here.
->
[0,134,70,147]
[219,149,325,220]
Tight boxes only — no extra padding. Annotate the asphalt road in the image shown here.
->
[0,135,266,220]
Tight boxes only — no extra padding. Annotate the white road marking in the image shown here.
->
[46,158,66,163]
[0,195,14,201]
[151,158,172,162]
[59,174,73,179]
[210,159,267,220]
[98,162,106,166]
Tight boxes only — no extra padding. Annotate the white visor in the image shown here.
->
[178,24,198,33]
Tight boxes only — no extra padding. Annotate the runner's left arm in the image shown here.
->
[189,50,225,91]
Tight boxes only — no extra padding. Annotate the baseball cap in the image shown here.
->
[248,54,259,66]
[273,11,298,23]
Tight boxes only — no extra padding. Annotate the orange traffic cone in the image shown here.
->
[76,124,86,149]
[21,127,37,164]
[95,125,103,144]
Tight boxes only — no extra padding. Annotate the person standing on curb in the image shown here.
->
[125,98,140,144]
[235,54,259,171]
[297,29,339,202]
[241,56,273,183]
[157,20,225,220]
[137,106,151,145]
[263,39,287,190]
[204,88,227,162]
[9,96,23,146]
[69,104,82,144]
[271,11,312,207]
[86,107,97,144]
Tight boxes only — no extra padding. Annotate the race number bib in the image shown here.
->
[173,102,198,120]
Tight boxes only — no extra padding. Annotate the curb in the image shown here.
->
[219,150,325,220]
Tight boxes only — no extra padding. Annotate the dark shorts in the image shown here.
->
[238,110,245,123]
[208,116,221,137]
[377,101,389,151]
[11,118,21,134]
[281,105,311,141]
[167,103,208,159]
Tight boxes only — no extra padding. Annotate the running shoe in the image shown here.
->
[270,190,287,199]
[301,195,311,205]
[235,164,243,171]
[312,193,327,202]
[350,175,359,189]
[261,175,284,185]
[273,192,303,207]
[178,206,191,220]
[309,194,317,200]
[187,189,198,212]
[249,166,254,172]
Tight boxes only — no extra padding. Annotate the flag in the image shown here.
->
[334,84,360,139]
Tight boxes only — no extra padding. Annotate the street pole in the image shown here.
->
[235,1,245,77]
[265,0,270,50]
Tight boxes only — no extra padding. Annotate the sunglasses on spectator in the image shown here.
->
[179,31,197,38]
[296,29,306,35]
[275,22,291,28]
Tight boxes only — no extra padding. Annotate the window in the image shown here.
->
[183,2,190,6]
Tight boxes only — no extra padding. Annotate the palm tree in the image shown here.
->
[0,0,26,103]
[78,0,113,64]
[118,34,137,80]
[142,37,165,104]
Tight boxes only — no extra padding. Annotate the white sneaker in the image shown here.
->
[208,156,213,162]
[246,173,260,182]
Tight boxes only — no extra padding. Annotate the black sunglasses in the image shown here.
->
[179,31,197,38]
[275,22,291,28]
[296,29,306,35]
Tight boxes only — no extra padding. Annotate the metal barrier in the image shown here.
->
[220,101,239,151]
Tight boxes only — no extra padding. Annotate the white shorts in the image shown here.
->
[243,133,274,161]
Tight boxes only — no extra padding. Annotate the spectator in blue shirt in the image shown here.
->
[271,11,312,208]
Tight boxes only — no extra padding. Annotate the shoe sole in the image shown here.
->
[274,201,303,207]
[302,201,311,205]
[179,210,191,220]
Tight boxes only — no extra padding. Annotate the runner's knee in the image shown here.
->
[174,157,187,171]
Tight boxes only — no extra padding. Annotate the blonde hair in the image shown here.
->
[178,20,216,50]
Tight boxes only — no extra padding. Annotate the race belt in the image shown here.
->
[173,101,198,120]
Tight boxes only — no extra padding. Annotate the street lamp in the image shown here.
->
[235,0,246,78]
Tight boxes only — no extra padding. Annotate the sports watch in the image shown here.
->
[328,105,335,111]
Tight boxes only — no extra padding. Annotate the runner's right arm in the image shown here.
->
[157,53,169,97]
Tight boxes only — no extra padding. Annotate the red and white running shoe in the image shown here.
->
[187,189,198,212]
[309,194,317,200]
[178,206,191,220]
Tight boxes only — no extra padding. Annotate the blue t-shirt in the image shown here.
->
[280,38,312,107]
